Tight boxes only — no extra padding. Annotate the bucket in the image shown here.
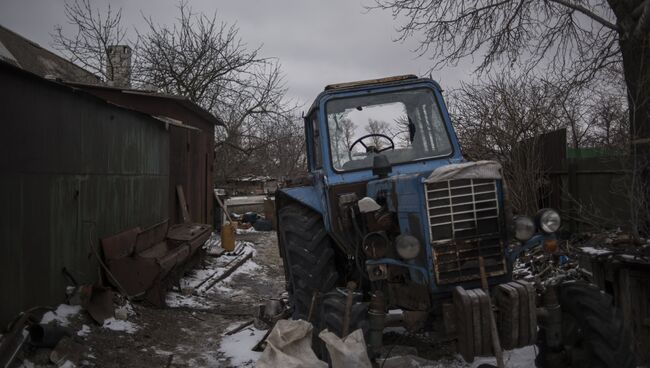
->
[221,221,237,251]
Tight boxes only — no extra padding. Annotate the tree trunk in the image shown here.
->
[616,4,650,233]
[608,0,650,233]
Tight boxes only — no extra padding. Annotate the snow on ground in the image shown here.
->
[102,317,139,334]
[165,291,212,308]
[236,227,259,235]
[40,304,82,326]
[580,246,613,255]
[218,322,267,367]
[77,324,91,337]
[165,241,259,309]
[469,345,536,367]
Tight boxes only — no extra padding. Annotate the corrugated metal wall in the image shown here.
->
[169,125,212,226]
[0,65,169,326]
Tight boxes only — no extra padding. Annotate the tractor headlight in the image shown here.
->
[538,209,561,233]
[513,216,535,241]
[395,234,421,260]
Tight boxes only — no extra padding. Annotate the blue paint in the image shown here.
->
[282,186,324,216]
[280,77,552,299]
[316,81,464,185]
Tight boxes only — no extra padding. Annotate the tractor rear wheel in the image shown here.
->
[537,281,635,368]
[278,203,339,322]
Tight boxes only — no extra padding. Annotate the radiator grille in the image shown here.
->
[425,178,506,284]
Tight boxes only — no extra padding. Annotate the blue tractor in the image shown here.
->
[276,75,633,367]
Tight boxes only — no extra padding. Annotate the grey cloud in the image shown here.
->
[0,0,473,107]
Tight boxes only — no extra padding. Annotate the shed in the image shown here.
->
[0,25,222,326]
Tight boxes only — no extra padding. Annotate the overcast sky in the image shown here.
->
[0,0,473,108]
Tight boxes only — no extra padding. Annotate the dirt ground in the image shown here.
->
[15,231,285,368]
[14,230,535,368]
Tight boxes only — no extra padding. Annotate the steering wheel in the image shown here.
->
[349,133,395,155]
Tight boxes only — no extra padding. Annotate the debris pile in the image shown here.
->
[513,229,650,286]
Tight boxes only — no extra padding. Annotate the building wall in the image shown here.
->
[0,65,169,325]
[169,125,213,225]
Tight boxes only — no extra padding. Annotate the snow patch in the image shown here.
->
[40,304,81,326]
[218,323,266,367]
[19,360,35,368]
[236,227,259,234]
[102,317,139,334]
[580,246,613,255]
[77,324,91,337]
[469,345,536,367]
[166,292,212,309]
[59,360,76,368]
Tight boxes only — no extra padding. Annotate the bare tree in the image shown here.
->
[451,72,630,214]
[370,0,650,169]
[366,119,391,148]
[53,0,301,185]
[52,0,127,82]
[135,2,264,111]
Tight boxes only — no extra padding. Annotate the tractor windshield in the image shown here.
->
[325,88,452,171]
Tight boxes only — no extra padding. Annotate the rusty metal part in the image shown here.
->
[49,336,84,366]
[176,185,191,223]
[307,290,320,323]
[194,250,247,291]
[27,324,71,348]
[225,320,254,336]
[480,257,504,368]
[402,310,428,332]
[204,252,253,291]
[367,264,388,281]
[368,291,386,358]
[252,327,274,352]
[540,284,562,349]
[101,221,212,305]
[0,311,36,368]
[494,280,537,350]
[494,284,519,349]
[426,179,506,285]
[362,231,390,259]
[341,281,357,337]
[442,303,457,336]
[386,282,430,311]
[84,285,113,325]
[453,286,474,362]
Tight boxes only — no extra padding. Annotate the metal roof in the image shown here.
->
[0,24,99,83]
[64,81,224,127]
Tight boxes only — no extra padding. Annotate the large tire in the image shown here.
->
[537,281,635,368]
[278,203,339,322]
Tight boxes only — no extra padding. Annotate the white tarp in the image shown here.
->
[425,160,502,183]
[256,320,327,368]
[319,329,372,368]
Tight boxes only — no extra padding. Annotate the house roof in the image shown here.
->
[0,24,223,128]
[0,24,99,84]
[65,81,224,127]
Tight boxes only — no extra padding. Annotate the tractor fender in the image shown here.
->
[277,186,325,218]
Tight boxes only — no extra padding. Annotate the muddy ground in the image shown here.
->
[14,230,534,368]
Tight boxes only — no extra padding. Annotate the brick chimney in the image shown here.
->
[107,45,131,87]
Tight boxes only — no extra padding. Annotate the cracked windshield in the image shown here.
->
[326,89,452,171]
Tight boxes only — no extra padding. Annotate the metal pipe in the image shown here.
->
[341,281,357,337]
[368,290,386,358]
